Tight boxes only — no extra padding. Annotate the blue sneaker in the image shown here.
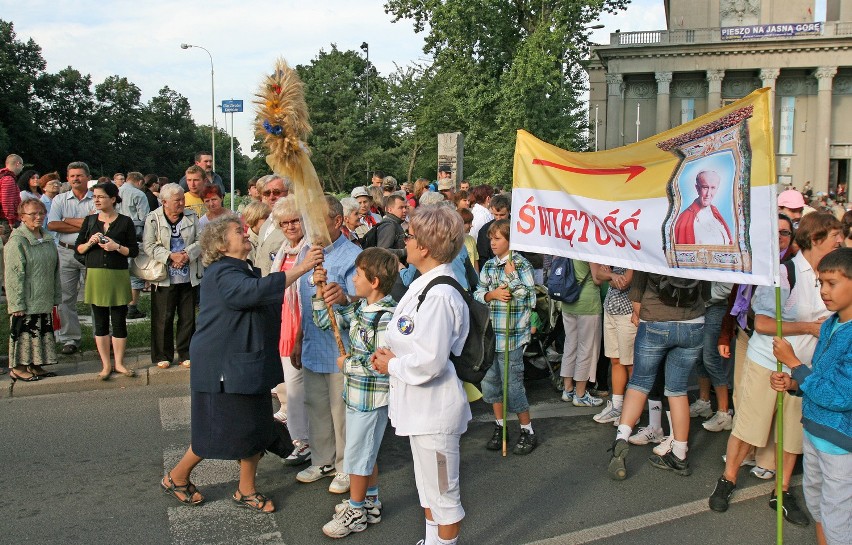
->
[561,389,575,402]
[573,391,604,407]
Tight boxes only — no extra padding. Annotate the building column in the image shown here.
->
[605,73,624,150]
[655,71,673,134]
[706,69,725,112]
[814,66,838,192]
[760,68,780,114]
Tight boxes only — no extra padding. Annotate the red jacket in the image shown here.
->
[674,200,731,244]
[0,168,21,224]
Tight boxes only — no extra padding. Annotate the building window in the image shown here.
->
[778,96,795,155]
[681,99,695,124]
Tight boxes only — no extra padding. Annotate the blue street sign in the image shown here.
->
[221,99,243,113]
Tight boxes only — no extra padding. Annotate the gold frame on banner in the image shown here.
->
[660,107,754,274]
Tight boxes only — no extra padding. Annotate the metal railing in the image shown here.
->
[606,21,851,47]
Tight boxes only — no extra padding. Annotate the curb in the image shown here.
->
[1,349,190,399]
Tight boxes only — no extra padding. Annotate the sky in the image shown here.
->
[1,0,825,167]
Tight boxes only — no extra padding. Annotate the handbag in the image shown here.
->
[130,213,168,282]
[73,215,97,266]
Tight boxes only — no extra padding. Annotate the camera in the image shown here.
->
[98,235,109,244]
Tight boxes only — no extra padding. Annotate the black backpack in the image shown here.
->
[649,274,701,308]
[361,221,391,249]
[416,275,496,383]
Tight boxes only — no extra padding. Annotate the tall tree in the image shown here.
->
[140,85,199,180]
[384,0,630,185]
[92,75,145,174]
[0,20,46,164]
[33,67,97,170]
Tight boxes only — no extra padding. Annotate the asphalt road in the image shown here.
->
[0,378,816,545]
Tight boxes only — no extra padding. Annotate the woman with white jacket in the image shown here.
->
[372,205,470,545]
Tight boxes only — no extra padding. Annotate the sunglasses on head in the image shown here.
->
[263,189,283,197]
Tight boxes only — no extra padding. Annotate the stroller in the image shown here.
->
[523,284,564,391]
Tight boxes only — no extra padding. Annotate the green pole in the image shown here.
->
[502,252,512,457]
[774,286,784,545]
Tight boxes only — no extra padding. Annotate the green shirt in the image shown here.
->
[560,260,601,316]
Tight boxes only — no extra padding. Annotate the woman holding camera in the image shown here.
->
[75,182,139,380]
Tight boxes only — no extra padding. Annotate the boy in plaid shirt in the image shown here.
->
[312,248,399,538]
[473,219,538,455]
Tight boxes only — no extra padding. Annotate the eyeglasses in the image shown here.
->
[403,231,417,241]
[263,189,284,197]
[779,230,793,237]
[279,219,301,228]
[22,212,46,217]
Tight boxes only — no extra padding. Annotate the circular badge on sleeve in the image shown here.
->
[397,315,414,335]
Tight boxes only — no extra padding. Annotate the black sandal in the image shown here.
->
[28,366,57,378]
[161,472,204,505]
[232,490,275,514]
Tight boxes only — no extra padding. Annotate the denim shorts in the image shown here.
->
[343,405,388,476]
[627,321,703,397]
[481,346,529,413]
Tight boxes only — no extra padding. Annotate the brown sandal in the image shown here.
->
[232,490,275,513]
[161,472,204,506]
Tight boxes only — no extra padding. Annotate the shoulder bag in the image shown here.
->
[130,213,168,282]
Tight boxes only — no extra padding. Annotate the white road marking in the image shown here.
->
[168,500,285,545]
[525,476,803,545]
[473,398,600,422]
[159,396,191,430]
[163,445,243,487]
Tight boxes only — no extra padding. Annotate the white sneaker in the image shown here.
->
[335,498,382,524]
[561,389,575,402]
[653,435,673,456]
[573,391,604,407]
[689,398,713,418]
[322,502,367,538]
[296,464,335,483]
[329,472,351,494]
[702,411,733,432]
[282,439,311,466]
[628,426,665,445]
[750,466,776,480]
[593,400,622,423]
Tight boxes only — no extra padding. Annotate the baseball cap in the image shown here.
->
[350,186,370,199]
[438,179,454,191]
[438,164,452,174]
[777,189,805,209]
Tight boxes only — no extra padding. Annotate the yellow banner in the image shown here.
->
[514,88,774,201]
[511,88,777,285]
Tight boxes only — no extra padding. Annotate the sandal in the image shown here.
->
[28,365,57,378]
[161,472,204,506]
[232,490,275,513]
[113,368,136,377]
[156,361,170,369]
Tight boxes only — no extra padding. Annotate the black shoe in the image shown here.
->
[60,344,78,355]
[648,451,692,476]
[769,491,810,527]
[486,424,504,451]
[127,306,146,319]
[709,477,737,512]
[513,428,537,455]
[607,438,629,480]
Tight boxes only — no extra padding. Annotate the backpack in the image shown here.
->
[649,274,702,308]
[547,257,590,303]
[416,275,496,383]
[361,221,393,249]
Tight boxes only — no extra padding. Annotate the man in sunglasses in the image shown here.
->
[254,176,289,275]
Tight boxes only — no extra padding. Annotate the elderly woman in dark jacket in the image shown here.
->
[160,216,323,513]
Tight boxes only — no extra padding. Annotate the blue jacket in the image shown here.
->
[791,314,852,452]
[190,256,287,395]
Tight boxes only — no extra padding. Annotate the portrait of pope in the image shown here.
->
[673,170,733,245]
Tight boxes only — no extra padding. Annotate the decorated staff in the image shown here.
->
[254,58,345,355]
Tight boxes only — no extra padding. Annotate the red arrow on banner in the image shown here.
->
[532,158,646,183]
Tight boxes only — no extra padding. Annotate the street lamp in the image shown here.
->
[360,42,369,119]
[181,43,216,174]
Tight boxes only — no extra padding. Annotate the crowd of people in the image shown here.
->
[2,152,851,545]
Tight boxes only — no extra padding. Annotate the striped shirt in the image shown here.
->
[313,295,396,412]
[473,253,536,352]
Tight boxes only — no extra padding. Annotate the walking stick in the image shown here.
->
[502,251,512,457]
[255,58,346,356]
[774,286,784,545]
[315,276,347,356]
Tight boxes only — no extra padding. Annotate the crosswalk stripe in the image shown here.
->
[163,445,243,487]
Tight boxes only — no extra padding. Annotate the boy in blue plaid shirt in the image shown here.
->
[312,248,399,538]
[473,219,538,455]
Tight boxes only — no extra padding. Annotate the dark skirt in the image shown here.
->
[9,313,57,368]
[190,389,275,460]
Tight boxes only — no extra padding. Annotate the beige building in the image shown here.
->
[588,0,852,194]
